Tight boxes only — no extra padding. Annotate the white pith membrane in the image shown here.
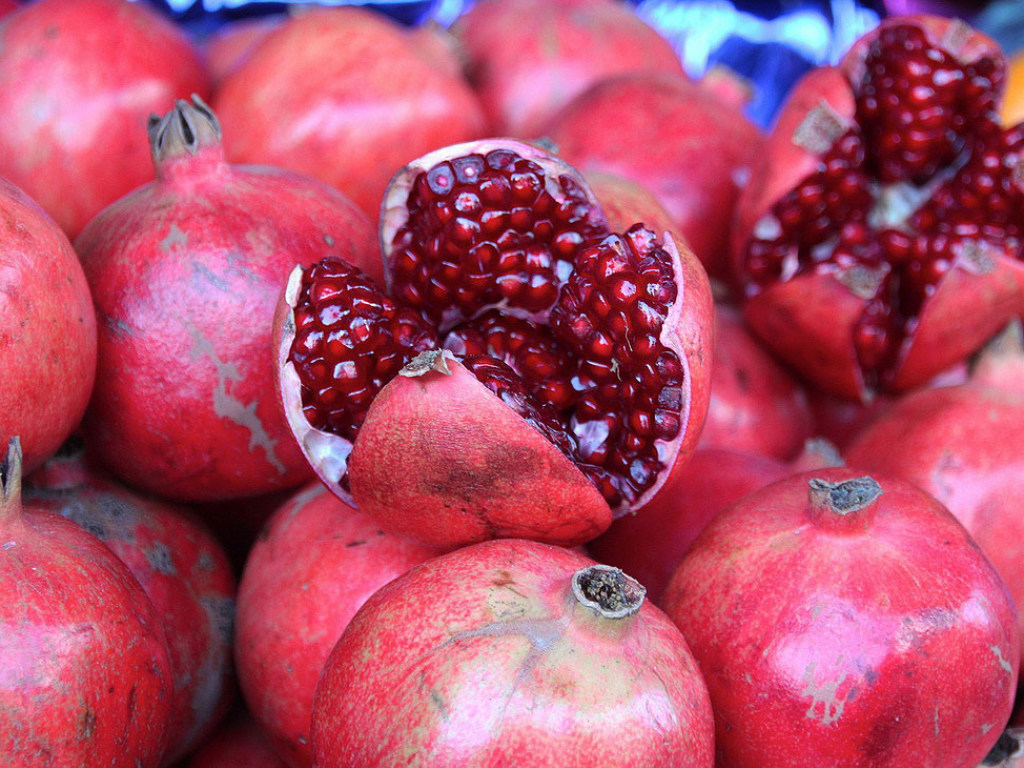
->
[278,140,693,516]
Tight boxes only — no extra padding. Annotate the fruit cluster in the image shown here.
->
[2,1,1024,767]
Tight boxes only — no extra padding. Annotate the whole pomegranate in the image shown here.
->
[698,304,813,460]
[276,138,713,549]
[588,441,840,604]
[732,15,1024,400]
[846,322,1024,673]
[23,442,237,766]
[235,482,439,768]
[452,0,684,137]
[0,0,209,238]
[77,96,377,502]
[212,6,487,220]
[186,712,287,768]
[0,177,97,474]
[544,71,764,281]
[663,468,1020,768]
[0,438,174,766]
[311,538,714,768]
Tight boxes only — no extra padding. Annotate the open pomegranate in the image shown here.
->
[733,15,1024,399]
[276,138,713,548]
[311,538,715,767]
[663,467,1020,768]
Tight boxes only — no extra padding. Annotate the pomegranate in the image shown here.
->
[0,177,97,474]
[585,170,680,242]
[663,468,1020,768]
[0,438,174,766]
[235,482,439,768]
[698,304,814,460]
[544,71,764,282]
[732,15,1024,400]
[0,0,209,238]
[212,6,487,220]
[202,15,284,87]
[76,96,377,502]
[311,538,714,767]
[186,712,287,768]
[846,322,1024,673]
[452,0,684,137]
[22,441,237,765]
[276,138,713,548]
[589,440,841,605]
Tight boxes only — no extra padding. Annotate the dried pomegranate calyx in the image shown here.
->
[572,564,646,618]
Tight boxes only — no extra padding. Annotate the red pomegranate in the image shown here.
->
[235,482,439,768]
[585,170,680,242]
[698,304,813,460]
[732,15,1024,400]
[186,712,287,768]
[0,438,174,766]
[663,468,1020,768]
[202,15,284,87]
[0,177,97,474]
[845,322,1024,672]
[452,0,684,137]
[0,0,208,238]
[544,71,764,282]
[276,138,713,549]
[588,440,841,605]
[311,538,714,767]
[212,6,487,220]
[22,442,237,765]
[76,96,377,502]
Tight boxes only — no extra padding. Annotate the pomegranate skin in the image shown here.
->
[0,0,209,238]
[845,327,1024,673]
[77,99,377,502]
[453,0,684,137]
[588,448,793,605]
[235,482,439,768]
[0,177,97,474]
[663,468,1019,768]
[545,72,763,282]
[311,539,715,768]
[0,440,174,767]
[348,352,614,548]
[698,304,813,460]
[212,7,487,220]
[586,170,680,244]
[186,712,287,768]
[23,448,237,766]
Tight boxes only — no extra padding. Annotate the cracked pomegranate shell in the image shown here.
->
[311,538,714,768]
[276,138,713,549]
[77,96,378,502]
[732,15,1024,400]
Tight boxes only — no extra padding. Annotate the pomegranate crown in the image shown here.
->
[1,436,22,508]
[148,94,222,161]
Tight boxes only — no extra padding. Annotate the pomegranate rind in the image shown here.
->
[347,352,614,549]
[729,65,855,287]
[744,271,868,401]
[275,264,356,506]
[888,248,1024,392]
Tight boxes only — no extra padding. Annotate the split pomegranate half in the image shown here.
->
[276,138,712,548]
[733,15,1024,399]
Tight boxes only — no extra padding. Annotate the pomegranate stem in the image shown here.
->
[807,476,881,533]
[572,564,645,618]
[0,437,24,524]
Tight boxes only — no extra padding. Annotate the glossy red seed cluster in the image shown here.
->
[388,149,606,326]
[551,225,682,507]
[444,310,577,410]
[743,22,1022,385]
[289,258,438,441]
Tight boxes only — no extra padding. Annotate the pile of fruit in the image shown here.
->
[3,0,1024,766]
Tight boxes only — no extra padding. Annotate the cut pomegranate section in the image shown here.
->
[734,15,1024,399]
[277,139,713,547]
